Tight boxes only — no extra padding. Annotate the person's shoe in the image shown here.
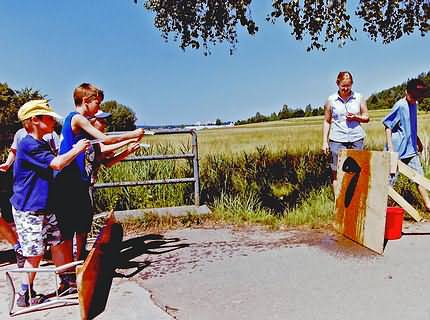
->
[57,281,78,296]
[16,289,44,307]
[14,248,25,268]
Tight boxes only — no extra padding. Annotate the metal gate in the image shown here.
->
[92,129,200,210]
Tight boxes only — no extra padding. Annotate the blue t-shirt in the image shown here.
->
[382,97,418,159]
[57,111,89,183]
[10,135,55,212]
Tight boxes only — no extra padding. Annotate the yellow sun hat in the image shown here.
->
[18,99,62,121]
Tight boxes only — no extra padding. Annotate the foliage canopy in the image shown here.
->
[101,100,138,131]
[138,0,430,54]
[0,83,45,147]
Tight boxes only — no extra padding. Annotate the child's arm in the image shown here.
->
[49,139,90,170]
[99,137,140,154]
[102,142,140,168]
[73,114,144,144]
[417,136,423,153]
[0,149,16,172]
[385,127,394,152]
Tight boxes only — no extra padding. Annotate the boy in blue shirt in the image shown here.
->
[383,78,430,210]
[11,100,89,307]
[0,128,60,268]
[52,83,144,262]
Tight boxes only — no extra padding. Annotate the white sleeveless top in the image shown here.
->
[327,91,365,143]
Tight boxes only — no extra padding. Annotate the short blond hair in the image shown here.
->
[73,83,104,106]
[22,119,33,133]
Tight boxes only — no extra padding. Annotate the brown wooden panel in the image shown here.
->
[77,211,123,320]
[334,150,390,254]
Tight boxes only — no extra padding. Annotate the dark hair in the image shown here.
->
[336,71,353,85]
[406,79,430,100]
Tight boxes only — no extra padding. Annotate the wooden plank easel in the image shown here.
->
[334,150,428,254]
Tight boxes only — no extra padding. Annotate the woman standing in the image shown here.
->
[322,71,369,189]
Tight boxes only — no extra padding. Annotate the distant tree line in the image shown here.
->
[366,71,430,111]
[235,104,324,125]
[236,70,430,125]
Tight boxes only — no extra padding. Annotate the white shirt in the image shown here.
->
[11,128,60,155]
[327,91,365,143]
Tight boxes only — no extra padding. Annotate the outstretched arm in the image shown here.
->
[102,142,140,168]
[73,114,144,145]
[99,138,140,154]
[50,139,90,170]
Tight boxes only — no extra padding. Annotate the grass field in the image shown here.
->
[143,109,430,160]
[97,109,430,229]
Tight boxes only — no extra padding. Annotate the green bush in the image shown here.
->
[200,147,331,213]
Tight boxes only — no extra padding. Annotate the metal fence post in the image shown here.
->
[191,130,200,206]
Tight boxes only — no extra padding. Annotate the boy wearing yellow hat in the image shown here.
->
[0,123,60,269]
[10,100,90,307]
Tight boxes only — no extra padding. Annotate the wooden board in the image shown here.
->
[387,186,423,222]
[334,150,390,254]
[397,160,430,192]
[76,211,123,320]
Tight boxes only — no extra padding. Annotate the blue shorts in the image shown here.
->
[329,139,364,171]
[389,154,424,185]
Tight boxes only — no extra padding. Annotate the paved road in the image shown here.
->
[1,222,430,319]
[136,223,430,320]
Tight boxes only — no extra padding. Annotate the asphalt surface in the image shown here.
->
[137,223,430,320]
[1,222,430,319]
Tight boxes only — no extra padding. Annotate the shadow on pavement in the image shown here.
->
[0,249,16,266]
[402,232,430,236]
[115,234,189,278]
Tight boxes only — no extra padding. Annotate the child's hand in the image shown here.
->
[132,128,145,139]
[130,136,142,143]
[75,139,90,152]
[418,139,424,153]
[127,142,140,154]
[0,163,10,172]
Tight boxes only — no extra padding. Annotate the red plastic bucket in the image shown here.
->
[385,207,404,240]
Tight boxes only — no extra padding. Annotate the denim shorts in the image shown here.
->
[12,207,62,257]
[329,139,364,171]
[389,154,424,185]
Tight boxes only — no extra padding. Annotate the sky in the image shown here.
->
[0,1,429,126]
